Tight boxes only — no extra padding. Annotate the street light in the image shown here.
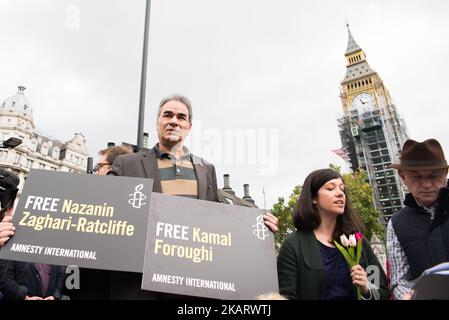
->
[137,0,152,151]
[0,137,22,149]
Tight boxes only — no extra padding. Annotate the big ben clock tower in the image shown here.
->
[337,24,409,223]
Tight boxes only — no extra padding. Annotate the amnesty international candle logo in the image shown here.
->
[128,184,147,209]
[252,215,270,241]
[142,193,278,300]
[0,169,153,273]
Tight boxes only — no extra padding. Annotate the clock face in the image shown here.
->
[350,93,375,114]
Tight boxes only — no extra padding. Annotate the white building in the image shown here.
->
[0,86,89,191]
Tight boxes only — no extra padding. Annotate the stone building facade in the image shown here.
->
[0,86,89,191]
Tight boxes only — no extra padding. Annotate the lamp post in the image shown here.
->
[0,137,22,149]
[137,0,152,151]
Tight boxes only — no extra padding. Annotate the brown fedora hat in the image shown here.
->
[390,139,449,171]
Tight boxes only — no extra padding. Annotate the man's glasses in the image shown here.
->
[94,162,110,172]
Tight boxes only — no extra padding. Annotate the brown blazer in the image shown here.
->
[109,147,219,202]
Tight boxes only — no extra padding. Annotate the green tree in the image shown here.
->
[339,169,386,241]
[271,185,301,249]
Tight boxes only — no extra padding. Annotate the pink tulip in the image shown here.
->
[334,233,364,300]
[348,234,357,247]
[340,234,349,247]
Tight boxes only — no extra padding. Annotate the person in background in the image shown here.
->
[0,261,66,300]
[277,168,388,300]
[95,145,133,176]
[387,139,449,300]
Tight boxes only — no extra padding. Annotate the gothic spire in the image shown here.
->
[345,22,362,55]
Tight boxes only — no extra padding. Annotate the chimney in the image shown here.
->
[222,174,235,195]
[107,142,115,148]
[242,184,255,205]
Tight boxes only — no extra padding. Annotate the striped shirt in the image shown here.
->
[387,203,435,300]
[155,145,198,199]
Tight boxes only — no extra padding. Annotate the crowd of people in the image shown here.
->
[0,94,447,300]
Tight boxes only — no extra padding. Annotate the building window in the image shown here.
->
[27,159,34,169]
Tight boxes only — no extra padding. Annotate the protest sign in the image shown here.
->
[142,192,279,299]
[0,169,153,273]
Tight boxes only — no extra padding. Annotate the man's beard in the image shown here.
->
[168,131,182,142]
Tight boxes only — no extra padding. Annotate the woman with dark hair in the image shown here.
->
[277,169,388,300]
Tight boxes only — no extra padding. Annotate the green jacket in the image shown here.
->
[277,230,389,300]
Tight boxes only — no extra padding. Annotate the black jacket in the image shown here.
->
[391,180,449,280]
[278,230,389,300]
[0,261,65,300]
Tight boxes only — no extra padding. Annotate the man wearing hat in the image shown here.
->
[387,139,449,299]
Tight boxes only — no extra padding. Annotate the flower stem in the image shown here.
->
[356,287,362,300]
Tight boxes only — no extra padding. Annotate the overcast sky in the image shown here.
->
[1,0,448,208]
